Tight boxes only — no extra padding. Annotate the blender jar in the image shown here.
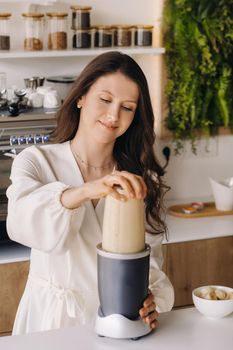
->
[22,13,44,51]
[47,12,68,50]
[0,12,11,50]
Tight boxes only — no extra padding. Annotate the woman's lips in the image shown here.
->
[98,120,118,130]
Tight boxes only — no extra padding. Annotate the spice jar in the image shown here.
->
[47,12,68,50]
[22,13,44,51]
[0,13,11,50]
[94,25,113,48]
[70,5,92,29]
[135,25,153,46]
[114,25,134,47]
[72,28,93,48]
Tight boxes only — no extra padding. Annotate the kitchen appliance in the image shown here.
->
[45,75,76,103]
[95,190,151,339]
[95,244,151,339]
[0,110,56,243]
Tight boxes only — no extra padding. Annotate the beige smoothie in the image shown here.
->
[102,190,145,254]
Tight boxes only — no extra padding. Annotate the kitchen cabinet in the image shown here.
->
[0,261,29,335]
[162,236,233,307]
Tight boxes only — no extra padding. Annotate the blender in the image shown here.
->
[95,188,151,339]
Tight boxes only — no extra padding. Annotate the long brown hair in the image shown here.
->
[51,51,169,235]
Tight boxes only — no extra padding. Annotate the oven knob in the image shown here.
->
[10,136,18,145]
[26,135,34,144]
[34,135,43,143]
[18,136,26,145]
[42,135,49,143]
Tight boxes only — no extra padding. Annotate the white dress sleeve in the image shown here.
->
[146,232,174,313]
[6,147,86,255]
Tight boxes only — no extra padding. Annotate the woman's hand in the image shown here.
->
[139,290,159,330]
[84,170,147,201]
[61,170,147,209]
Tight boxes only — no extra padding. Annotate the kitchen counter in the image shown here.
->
[0,307,232,350]
[164,197,233,244]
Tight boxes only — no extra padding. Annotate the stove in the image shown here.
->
[0,109,57,243]
[0,108,57,151]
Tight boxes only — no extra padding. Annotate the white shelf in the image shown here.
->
[0,47,165,59]
[0,0,57,3]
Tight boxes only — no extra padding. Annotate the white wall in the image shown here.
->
[1,0,232,200]
[156,135,233,200]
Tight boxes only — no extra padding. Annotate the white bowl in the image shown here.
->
[192,285,233,318]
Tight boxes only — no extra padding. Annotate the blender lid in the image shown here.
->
[46,75,76,84]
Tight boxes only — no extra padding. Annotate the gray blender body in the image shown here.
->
[97,244,150,319]
[95,244,151,339]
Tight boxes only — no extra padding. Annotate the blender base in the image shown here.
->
[95,311,151,339]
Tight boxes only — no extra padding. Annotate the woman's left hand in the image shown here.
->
[139,290,159,330]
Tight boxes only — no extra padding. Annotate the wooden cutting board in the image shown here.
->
[167,202,233,218]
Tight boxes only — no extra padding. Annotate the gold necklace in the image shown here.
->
[72,147,115,171]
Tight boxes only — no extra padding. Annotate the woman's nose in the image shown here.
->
[106,113,118,123]
[107,104,120,122]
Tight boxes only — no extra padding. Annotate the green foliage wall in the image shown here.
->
[163,0,233,152]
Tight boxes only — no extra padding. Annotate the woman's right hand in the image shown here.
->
[60,170,147,209]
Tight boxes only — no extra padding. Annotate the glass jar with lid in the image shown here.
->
[113,25,134,47]
[0,13,11,50]
[22,13,44,51]
[135,25,153,46]
[46,12,68,50]
[94,25,113,48]
[70,5,92,30]
[72,28,93,49]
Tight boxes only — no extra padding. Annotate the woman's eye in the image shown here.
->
[122,106,133,112]
[100,98,111,103]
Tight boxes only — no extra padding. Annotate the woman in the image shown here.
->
[7,51,174,335]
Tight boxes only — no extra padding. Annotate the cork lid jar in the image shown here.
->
[46,12,68,50]
[0,12,11,50]
[135,25,153,46]
[70,5,92,30]
[22,13,44,51]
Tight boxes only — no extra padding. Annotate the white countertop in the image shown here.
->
[165,213,233,244]
[164,197,233,244]
[0,307,232,350]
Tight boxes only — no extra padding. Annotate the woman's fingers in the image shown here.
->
[139,301,156,318]
[147,316,159,330]
[139,291,159,330]
[85,170,147,201]
[143,291,155,307]
[111,170,147,199]
[104,174,134,198]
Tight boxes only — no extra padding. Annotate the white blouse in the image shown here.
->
[6,141,174,335]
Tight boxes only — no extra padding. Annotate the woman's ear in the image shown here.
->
[77,96,84,109]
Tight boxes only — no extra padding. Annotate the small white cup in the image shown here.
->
[209,177,233,211]
[43,90,60,108]
[28,92,43,108]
